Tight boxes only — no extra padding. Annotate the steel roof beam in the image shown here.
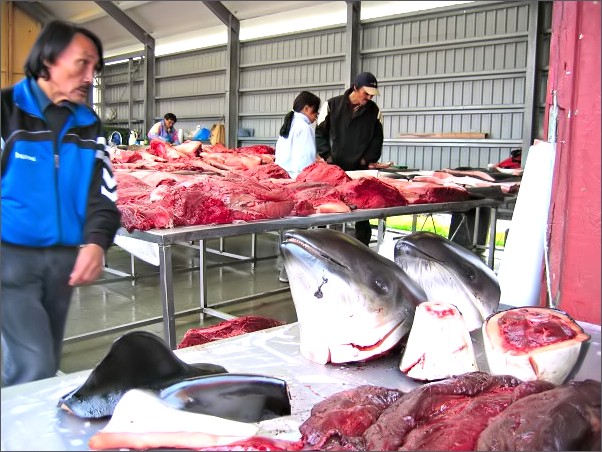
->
[203,1,240,34]
[14,1,56,24]
[94,1,155,138]
[345,0,361,88]
[203,1,240,148]
[94,1,154,49]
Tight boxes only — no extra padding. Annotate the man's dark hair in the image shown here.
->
[24,20,104,80]
[164,113,177,123]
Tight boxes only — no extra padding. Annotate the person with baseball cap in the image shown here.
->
[315,71,384,246]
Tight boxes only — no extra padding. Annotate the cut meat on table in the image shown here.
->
[177,316,285,349]
[380,178,471,204]
[337,177,408,209]
[476,379,601,451]
[482,306,591,384]
[299,371,600,451]
[296,161,351,185]
[299,385,404,450]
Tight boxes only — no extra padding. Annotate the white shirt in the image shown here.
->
[275,112,316,179]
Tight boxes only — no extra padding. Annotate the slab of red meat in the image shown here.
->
[362,372,523,451]
[234,144,276,155]
[128,170,198,188]
[292,184,349,212]
[337,177,408,209]
[148,139,184,160]
[243,163,291,180]
[296,162,351,185]
[299,372,599,452]
[118,199,174,232]
[115,172,153,202]
[299,385,404,450]
[169,187,234,226]
[380,179,471,204]
[476,379,601,451]
[291,199,316,216]
[396,380,556,451]
[177,316,285,349]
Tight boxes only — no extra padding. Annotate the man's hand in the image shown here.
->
[69,244,105,286]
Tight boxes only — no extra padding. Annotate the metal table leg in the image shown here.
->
[158,243,176,348]
[487,206,498,269]
[199,239,207,321]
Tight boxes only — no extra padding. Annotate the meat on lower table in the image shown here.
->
[299,371,601,451]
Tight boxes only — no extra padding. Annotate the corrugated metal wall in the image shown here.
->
[239,27,347,143]
[98,1,542,172]
[363,1,534,169]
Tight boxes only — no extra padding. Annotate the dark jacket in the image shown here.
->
[1,78,121,249]
[315,87,384,171]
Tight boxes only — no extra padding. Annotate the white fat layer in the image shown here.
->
[100,389,259,436]
[400,302,478,380]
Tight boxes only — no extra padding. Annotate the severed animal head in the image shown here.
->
[281,228,427,364]
[394,231,500,331]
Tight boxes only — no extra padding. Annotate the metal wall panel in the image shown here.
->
[238,28,346,145]
[361,1,533,170]
[98,0,543,170]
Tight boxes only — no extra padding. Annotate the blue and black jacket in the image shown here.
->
[1,77,121,249]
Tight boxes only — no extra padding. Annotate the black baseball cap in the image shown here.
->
[354,72,379,96]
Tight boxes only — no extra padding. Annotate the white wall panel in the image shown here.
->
[98,0,543,173]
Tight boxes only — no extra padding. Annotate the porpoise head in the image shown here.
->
[281,228,427,364]
[394,231,500,331]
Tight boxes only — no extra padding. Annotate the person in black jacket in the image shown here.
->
[315,72,384,245]
[0,20,121,386]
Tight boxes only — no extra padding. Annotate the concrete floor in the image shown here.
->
[60,219,506,374]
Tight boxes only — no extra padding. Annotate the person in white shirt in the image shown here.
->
[275,91,321,179]
[274,91,321,283]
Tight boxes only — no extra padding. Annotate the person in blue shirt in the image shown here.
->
[147,112,180,145]
[0,20,121,386]
[275,91,321,179]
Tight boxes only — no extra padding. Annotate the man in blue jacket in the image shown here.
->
[315,72,384,246]
[0,20,121,386]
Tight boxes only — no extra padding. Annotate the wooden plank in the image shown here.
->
[398,132,489,139]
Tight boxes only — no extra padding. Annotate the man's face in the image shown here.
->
[164,118,176,129]
[356,87,375,106]
[45,33,99,104]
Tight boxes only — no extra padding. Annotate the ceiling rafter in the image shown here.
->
[203,1,240,34]
[94,1,155,49]
[14,1,56,24]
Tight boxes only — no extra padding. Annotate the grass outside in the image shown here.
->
[370,215,508,247]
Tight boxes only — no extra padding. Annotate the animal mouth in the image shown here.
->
[345,320,405,351]
[283,236,348,270]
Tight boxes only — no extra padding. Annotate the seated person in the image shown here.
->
[148,112,180,145]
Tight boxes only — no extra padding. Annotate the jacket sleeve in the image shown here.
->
[147,122,162,141]
[315,101,332,160]
[362,108,384,164]
[84,132,122,250]
[169,128,181,145]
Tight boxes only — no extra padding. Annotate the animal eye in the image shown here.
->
[374,279,389,294]
[462,265,476,281]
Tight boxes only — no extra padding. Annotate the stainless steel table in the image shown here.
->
[116,198,502,348]
[1,320,600,451]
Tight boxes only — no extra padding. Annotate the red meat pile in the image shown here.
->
[177,316,285,349]
[299,371,601,451]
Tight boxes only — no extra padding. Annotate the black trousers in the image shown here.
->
[448,209,491,248]
[354,220,372,246]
